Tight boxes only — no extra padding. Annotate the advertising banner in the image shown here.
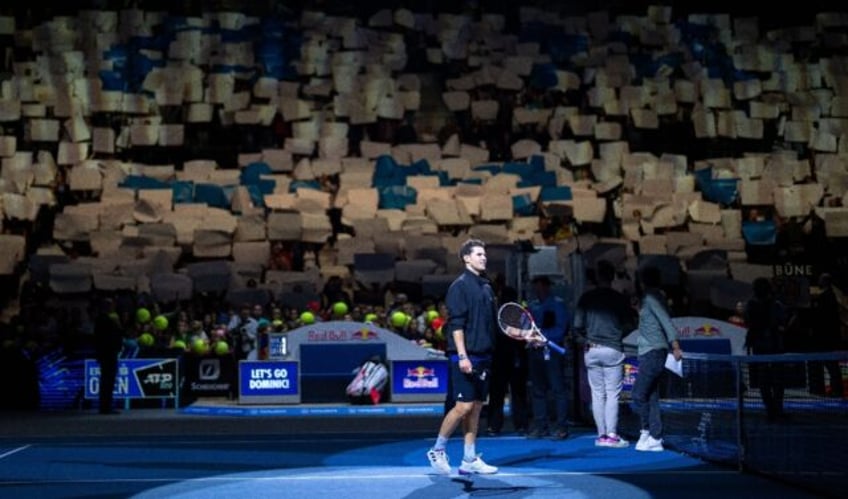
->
[238,360,300,404]
[390,359,448,402]
[84,359,178,399]
[183,355,236,398]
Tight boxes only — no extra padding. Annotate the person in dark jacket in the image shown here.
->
[526,275,570,440]
[486,274,528,436]
[745,278,788,422]
[427,239,498,475]
[809,273,844,397]
[94,298,124,415]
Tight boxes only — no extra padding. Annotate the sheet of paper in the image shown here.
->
[665,353,683,377]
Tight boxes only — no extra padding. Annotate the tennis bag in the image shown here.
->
[346,357,388,404]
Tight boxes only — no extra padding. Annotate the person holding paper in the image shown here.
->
[632,266,683,452]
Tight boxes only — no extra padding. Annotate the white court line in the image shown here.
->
[27,434,568,448]
[0,468,741,486]
[33,436,436,447]
[0,445,31,461]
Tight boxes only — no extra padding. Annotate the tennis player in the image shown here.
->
[427,239,498,475]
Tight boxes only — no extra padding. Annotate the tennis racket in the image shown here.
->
[497,302,566,355]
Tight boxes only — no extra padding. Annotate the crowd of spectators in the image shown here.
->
[1,1,847,408]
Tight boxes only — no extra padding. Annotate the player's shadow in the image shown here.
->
[452,477,535,495]
[403,475,557,499]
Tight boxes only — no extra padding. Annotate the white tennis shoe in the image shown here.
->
[636,435,664,452]
[459,455,498,475]
[427,448,451,475]
[636,429,650,448]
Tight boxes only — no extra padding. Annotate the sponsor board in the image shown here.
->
[238,360,300,404]
[84,359,178,399]
[390,360,448,402]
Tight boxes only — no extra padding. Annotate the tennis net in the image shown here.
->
[620,351,848,498]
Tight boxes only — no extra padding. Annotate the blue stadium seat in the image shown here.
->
[378,186,417,210]
[540,186,572,202]
[172,181,194,204]
[742,220,777,245]
[194,183,230,208]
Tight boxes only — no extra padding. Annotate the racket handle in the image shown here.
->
[547,341,566,355]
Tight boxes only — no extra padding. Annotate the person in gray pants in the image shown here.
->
[573,260,636,447]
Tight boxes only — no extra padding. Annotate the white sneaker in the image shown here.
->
[427,448,451,475]
[636,430,650,448]
[459,455,498,475]
[597,434,629,448]
[636,435,664,452]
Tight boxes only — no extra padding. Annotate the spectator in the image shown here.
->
[187,320,209,347]
[728,302,746,327]
[269,242,292,271]
[744,278,789,422]
[227,305,257,361]
[809,274,844,398]
[632,266,683,451]
[526,275,570,440]
[486,274,528,436]
[322,276,351,311]
[573,260,635,448]
[93,298,124,415]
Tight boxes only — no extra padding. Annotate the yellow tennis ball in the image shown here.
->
[138,332,155,347]
[173,339,187,350]
[391,310,407,327]
[300,311,315,324]
[136,308,151,324]
[153,315,169,331]
[192,338,209,355]
[214,341,230,355]
[364,313,377,323]
[332,301,348,316]
[426,310,439,324]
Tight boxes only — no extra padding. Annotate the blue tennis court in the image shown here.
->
[0,409,831,499]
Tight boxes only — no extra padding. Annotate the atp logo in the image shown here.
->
[133,360,177,398]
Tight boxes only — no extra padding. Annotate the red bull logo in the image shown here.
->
[623,362,638,391]
[403,366,439,389]
[695,323,721,337]
[351,328,379,340]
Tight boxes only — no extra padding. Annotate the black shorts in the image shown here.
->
[450,359,491,403]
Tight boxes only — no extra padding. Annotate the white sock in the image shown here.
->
[434,435,448,451]
[464,443,476,461]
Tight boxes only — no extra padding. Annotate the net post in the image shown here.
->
[174,359,181,410]
[734,357,745,472]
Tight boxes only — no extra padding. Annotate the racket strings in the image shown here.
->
[498,304,533,337]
